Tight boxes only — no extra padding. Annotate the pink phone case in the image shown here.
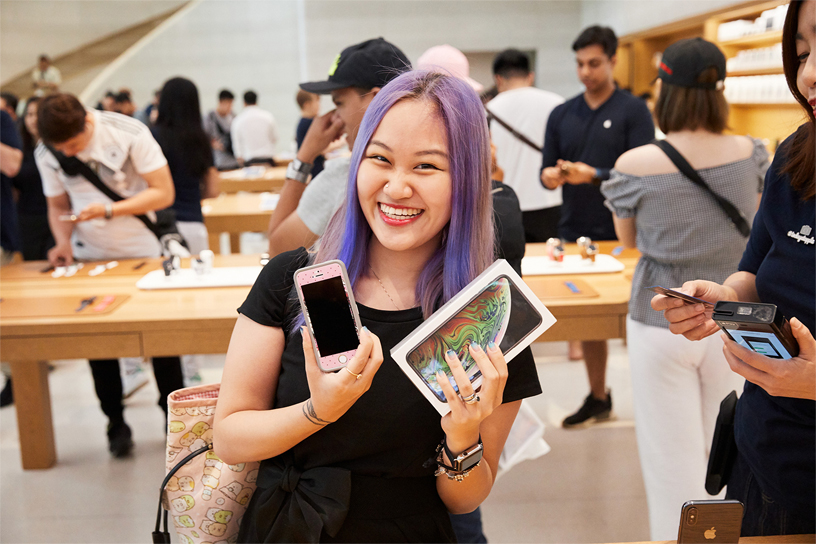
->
[295,261,362,372]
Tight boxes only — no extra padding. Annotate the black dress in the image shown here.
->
[237,248,542,543]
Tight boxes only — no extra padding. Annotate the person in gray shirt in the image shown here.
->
[202,89,238,169]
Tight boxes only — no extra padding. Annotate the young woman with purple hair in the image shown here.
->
[215,70,541,543]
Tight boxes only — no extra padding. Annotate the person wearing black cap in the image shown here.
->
[267,37,410,257]
[540,25,655,430]
[602,37,768,540]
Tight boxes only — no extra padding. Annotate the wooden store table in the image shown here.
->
[0,242,637,469]
[217,165,287,194]
[202,192,276,252]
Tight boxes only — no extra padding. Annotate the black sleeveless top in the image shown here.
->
[236,248,542,542]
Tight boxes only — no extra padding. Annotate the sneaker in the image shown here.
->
[107,421,134,458]
[0,378,13,408]
[562,391,615,429]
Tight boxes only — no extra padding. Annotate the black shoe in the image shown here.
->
[107,421,134,458]
[562,391,615,428]
[0,378,13,408]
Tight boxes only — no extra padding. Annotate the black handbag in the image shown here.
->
[46,145,189,253]
[652,140,751,237]
[705,390,739,495]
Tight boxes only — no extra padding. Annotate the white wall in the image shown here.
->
[580,0,744,36]
[0,0,186,85]
[83,0,585,150]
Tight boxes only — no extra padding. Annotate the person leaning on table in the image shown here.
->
[35,93,185,458]
[652,0,815,536]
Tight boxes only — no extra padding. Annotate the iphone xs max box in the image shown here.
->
[391,260,555,415]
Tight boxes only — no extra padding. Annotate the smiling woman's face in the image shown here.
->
[795,0,816,114]
[356,98,452,256]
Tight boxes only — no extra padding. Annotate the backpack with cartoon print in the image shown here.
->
[154,383,259,544]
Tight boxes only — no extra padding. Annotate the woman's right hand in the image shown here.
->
[302,326,384,424]
[650,280,737,341]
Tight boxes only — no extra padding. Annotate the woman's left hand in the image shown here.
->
[721,317,816,400]
[436,342,509,453]
[76,202,106,221]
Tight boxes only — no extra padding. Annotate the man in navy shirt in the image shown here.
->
[541,26,654,428]
[0,110,22,264]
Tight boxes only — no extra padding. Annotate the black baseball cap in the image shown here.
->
[299,38,411,94]
[658,38,726,90]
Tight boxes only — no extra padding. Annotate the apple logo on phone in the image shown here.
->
[704,527,717,540]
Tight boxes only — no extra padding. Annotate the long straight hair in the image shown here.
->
[298,70,494,325]
[154,77,212,179]
[781,0,815,200]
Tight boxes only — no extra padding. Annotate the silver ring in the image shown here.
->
[460,392,477,403]
[464,395,480,405]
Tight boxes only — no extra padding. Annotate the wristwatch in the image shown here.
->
[286,158,313,185]
[591,167,603,187]
[434,436,484,481]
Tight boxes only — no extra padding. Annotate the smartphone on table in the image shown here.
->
[677,499,743,544]
[646,285,714,307]
[294,260,362,372]
[712,301,799,359]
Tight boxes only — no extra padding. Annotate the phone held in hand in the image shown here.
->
[294,260,362,372]
[677,499,743,544]
[712,301,799,359]
[646,285,714,307]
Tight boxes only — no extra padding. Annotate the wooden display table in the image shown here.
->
[0,243,637,469]
[218,165,287,194]
[202,193,276,252]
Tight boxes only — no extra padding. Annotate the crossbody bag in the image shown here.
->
[652,139,751,237]
[46,145,189,254]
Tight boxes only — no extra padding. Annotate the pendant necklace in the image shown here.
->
[368,265,402,311]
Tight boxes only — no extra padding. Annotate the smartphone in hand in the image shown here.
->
[647,285,714,307]
[677,500,743,544]
[713,301,799,359]
[294,260,362,372]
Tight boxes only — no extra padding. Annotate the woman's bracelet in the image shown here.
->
[433,435,484,482]
[104,203,114,220]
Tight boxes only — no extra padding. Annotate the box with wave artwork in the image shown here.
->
[391,260,555,416]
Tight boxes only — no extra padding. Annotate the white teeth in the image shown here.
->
[380,203,422,219]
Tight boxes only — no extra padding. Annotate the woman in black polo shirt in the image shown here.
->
[653,0,815,536]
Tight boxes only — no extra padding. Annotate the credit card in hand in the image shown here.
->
[646,285,714,307]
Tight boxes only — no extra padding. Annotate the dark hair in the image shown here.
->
[572,25,618,58]
[114,91,132,104]
[39,54,49,62]
[781,0,815,200]
[492,49,531,79]
[243,91,257,105]
[296,89,318,109]
[154,77,212,180]
[218,89,234,101]
[1,92,19,113]
[19,97,41,154]
[37,93,86,144]
[655,67,728,134]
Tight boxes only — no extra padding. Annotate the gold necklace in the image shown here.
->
[368,265,402,311]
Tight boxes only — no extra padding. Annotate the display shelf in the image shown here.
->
[727,66,784,77]
[718,30,783,49]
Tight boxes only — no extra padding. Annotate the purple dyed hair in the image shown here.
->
[298,70,494,324]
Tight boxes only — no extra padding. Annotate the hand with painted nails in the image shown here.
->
[301,326,384,425]
[436,342,509,454]
[651,279,737,341]
[721,317,816,400]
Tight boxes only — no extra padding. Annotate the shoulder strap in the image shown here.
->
[45,144,164,240]
[485,107,542,153]
[652,140,751,237]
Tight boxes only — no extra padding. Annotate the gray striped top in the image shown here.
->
[601,138,769,328]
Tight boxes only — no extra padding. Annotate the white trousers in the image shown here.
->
[626,317,745,541]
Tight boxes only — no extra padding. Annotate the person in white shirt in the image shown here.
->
[230,90,278,166]
[31,55,61,97]
[487,49,564,243]
[35,93,184,458]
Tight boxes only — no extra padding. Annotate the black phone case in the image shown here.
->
[678,500,743,544]
[713,301,800,358]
